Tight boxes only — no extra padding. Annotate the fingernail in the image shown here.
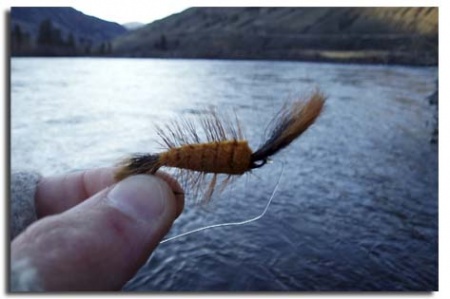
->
[106,175,171,223]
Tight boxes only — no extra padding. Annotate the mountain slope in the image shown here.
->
[11,7,127,55]
[122,22,145,31]
[112,7,438,65]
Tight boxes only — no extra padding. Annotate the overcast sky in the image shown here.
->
[73,2,190,24]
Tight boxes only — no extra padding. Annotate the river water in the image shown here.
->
[11,58,438,291]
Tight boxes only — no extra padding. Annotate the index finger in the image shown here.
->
[35,167,185,219]
[35,167,117,218]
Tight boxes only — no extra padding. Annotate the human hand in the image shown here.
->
[11,168,184,291]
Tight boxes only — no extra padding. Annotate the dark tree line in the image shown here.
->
[11,19,113,57]
[36,18,77,55]
[11,24,32,54]
[154,34,168,50]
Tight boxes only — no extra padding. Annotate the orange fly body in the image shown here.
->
[115,90,326,203]
[159,140,252,174]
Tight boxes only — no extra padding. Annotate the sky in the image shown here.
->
[72,2,190,25]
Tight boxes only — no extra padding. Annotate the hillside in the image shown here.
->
[112,7,438,65]
[122,22,145,31]
[11,7,127,56]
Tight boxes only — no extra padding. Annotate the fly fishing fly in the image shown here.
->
[115,90,325,204]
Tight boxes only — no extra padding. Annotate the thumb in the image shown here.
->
[11,175,180,291]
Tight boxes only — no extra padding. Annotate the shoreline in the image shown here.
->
[10,52,438,67]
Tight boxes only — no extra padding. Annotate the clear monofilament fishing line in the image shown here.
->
[159,161,284,244]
